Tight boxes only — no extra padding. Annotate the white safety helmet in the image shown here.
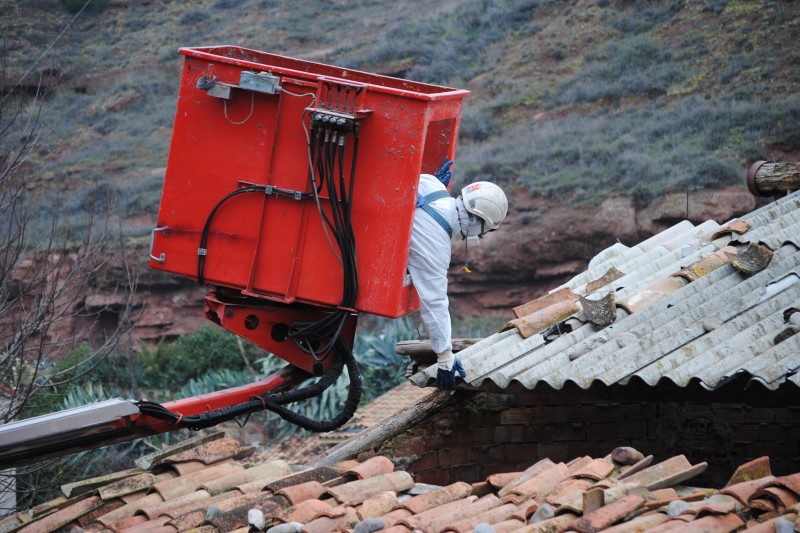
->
[461,181,508,232]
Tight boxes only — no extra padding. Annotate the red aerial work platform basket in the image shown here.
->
[150,46,469,319]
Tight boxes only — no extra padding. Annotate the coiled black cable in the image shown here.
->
[135,338,361,432]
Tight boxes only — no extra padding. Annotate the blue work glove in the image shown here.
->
[435,157,454,188]
[436,357,467,390]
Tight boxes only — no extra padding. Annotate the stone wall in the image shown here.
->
[377,379,800,488]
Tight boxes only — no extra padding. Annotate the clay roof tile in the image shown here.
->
[275,480,326,505]
[571,493,646,533]
[276,498,342,524]
[325,471,414,506]
[399,482,473,514]
[357,490,398,520]
[345,455,395,479]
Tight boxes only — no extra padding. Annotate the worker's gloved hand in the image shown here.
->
[436,350,467,390]
[435,158,454,188]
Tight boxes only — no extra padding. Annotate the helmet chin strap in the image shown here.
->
[456,199,483,273]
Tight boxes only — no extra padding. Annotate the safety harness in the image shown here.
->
[416,190,453,238]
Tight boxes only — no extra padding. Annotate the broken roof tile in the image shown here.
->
[711,219,752,240]
[502,300,581,338]
[326,471,414,506]
[580,292,617,328]
[726,242,774,273]
[399,496,478,530]
[586,266,626,294]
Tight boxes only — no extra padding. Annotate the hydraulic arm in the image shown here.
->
[0,46,469,468]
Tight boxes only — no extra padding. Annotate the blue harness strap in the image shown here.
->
[416,190,452,238]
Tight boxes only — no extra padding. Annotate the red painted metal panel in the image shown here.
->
[151,47,468,318]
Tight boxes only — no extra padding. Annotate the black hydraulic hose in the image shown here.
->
[260,338,362,432]
[134,338,362,432]
[197,186,262,285]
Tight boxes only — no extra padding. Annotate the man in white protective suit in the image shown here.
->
[408,160,508,389]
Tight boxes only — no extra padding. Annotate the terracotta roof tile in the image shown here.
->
[326,471,414,505]
[498,458,557,497]
[378,507,413,527]
[568,458,615,481]
[572,493,646,533]
[411,494,501,533]
[488,471,523,489]
[399,481,473,514]
[620,455,707,490]
[600,511,669,533]
[119,514,172,533]
[744,512,798,533]
[356,490,398,519]
[276,497,341,523]
[16,435,800,533]
[152,461,242,500]
[506,463,569,503]
[725,455,772,486]
[17,495,103,533]
[158,436,254,465]
[275,480,326,505]
[345,455,395,479]
[303,506,358,533]
[720,475,777,505]
[200,459,292,495]
[96,493,164,527]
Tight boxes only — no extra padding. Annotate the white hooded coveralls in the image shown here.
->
[408,173,459,355]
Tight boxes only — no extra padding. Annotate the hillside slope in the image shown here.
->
[2,0,798,327]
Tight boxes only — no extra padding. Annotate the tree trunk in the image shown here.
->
[747,161,800,197]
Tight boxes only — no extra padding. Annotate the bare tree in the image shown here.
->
[0,32,136,513]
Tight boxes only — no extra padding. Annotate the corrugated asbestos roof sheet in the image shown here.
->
[411,190,800,391]
[7,432,800,533]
